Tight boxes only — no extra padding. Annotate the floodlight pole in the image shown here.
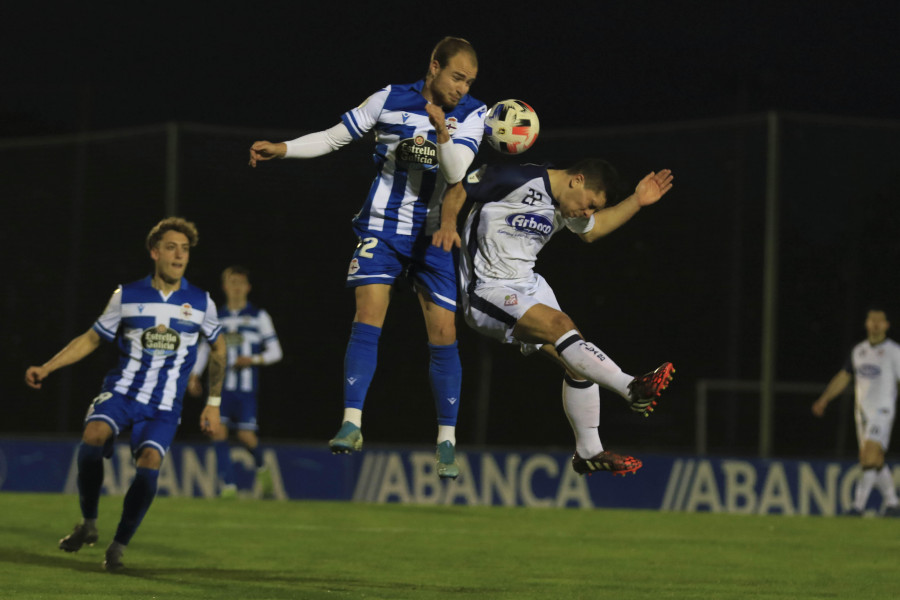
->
[760,112,781,458]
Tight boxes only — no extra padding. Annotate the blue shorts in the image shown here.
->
[345,226,458,312]
[220,390,259,431]
[84,391,180,459]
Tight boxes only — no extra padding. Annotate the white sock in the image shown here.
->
[562,376,603,459]
[854,468,878,511]
[876,465,899,507]
[437,425,456,446]
[554,330,633,399]
[342,408,362,428]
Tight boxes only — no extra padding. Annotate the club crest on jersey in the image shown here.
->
[348,258,360,275]
[445,117,458,134]
[224,331,244,347]
[504,294,518,306]
[397,135,437,170]
[180,303,193,319]
[506,213,553,236]
[141,323,181,356]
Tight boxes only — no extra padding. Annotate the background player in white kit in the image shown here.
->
[456,160,674,475]
[189,265,283,498]
[248,37,486,478]
[25,217,227,570]
[812,307,900,516]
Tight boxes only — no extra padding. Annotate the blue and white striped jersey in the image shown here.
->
[342,80,486,237]
[92,276,222,414]
[193,303,283,395]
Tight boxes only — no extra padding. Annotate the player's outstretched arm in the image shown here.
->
[248,141,287,167]
[634,169,674,207]
[812,369,852,417]
[25,329,102,389]
[432,181,465,252]
[579,169,674,243]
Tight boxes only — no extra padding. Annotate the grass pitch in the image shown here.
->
[0,492,896,599]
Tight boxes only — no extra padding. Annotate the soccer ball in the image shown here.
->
[484,99,540,154]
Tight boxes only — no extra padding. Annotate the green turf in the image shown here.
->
[0,492,896,599]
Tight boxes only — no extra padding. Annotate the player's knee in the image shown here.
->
[82,421,113,446]
[135,447,163,470]
[546,311,577,339]
[237,430,257,447]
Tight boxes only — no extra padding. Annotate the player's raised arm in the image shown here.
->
[249,123,355,167]
[580,169,674,243]
[634,169,674,207]
[25,329,103,389]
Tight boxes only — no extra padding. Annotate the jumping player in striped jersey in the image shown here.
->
[189,265,283,498]
[249,37,487,478]
[455,160,675,476]
[25,217,226,571]
[812,307,900,516]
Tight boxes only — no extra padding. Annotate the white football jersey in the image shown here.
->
[848,338,900,415]
[460,164,594,289]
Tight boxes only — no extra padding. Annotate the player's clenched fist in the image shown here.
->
[25,366,49,389]
[249,141,287,167]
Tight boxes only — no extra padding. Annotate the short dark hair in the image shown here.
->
[565,159,619,195]
[430,36,477,69]
[146,217,198,251]
[222,265,251,284]
[866,305,890,321]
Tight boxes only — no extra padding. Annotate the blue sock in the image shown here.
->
[214,441,235,486]
[343,322,381,410]
[429,341,462,426]
[114,467,159,545]
[77,443,105,520]
[249,445,264,469]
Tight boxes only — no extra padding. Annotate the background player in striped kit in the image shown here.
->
[455,160,675,476]
[812,307,900,516]
[248,37,487,478]
[25,217,226,571]
[189,265,283,498]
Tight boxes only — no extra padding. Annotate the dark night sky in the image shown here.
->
[5,2,900,136]
[6,2,900,453]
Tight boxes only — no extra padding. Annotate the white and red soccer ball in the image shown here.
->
[484,99,540,155]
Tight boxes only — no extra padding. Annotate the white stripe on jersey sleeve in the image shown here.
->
[94,287,123,341]
[453,103,488,153]
[202,295,222,342]
[342,87,390,138]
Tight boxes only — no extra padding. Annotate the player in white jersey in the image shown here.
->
[189,265,283,498]
[25,217,226,571]
[248,37,486,478]
[456,160,675,476]
[813,308,900,516]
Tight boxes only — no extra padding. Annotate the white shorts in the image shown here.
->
[461,274,560,356]
[855,406,895,451]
